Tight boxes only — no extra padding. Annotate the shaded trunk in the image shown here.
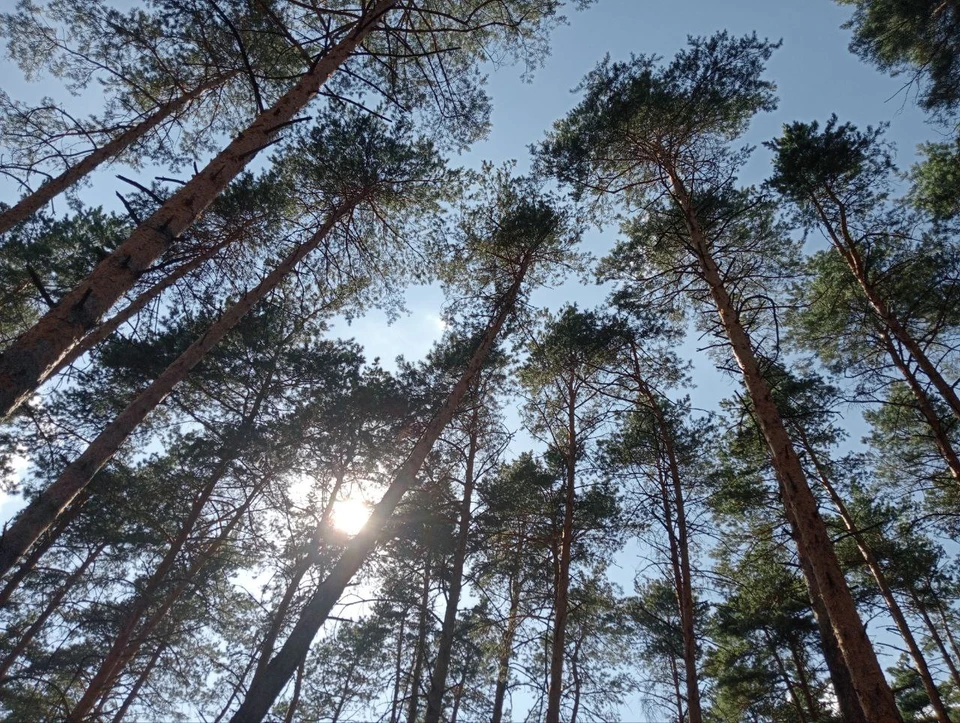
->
[0,542,104,682]
[424,408,480,723]
[798,428,952,722]
[767,634,808,723]
[816,193,960,422]
[0,495,85,608]
[0,205,350,580]
[673,179,901,721]
[545,378,576,723]
[0,75,232,236]
[912,591,960,692]
[491,547,524,723]
[0,0,396,420]
[390,615,408,723]
[68,461,266,720]
[282,660,305,723]
[228,257,531,723]
[881,331,960,481]
[406,558,432,723]
[110,641,167,723]
[786,637,820,720]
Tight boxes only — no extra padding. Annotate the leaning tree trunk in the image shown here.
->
[545,378,577,723]
[424,406,481,723]
[881,331,960,481]
[0,0,396,421]
[110,641,167,723]
[0,74,233,236]
[814,194,960,422]
[0,204,352,581]
[673,182,901,721]
[912,590,960,692]
[227,252,533,723]
[798,428,953,723]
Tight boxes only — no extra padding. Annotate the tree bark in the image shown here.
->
[672,179,901,721]
[424,406,480,723]
[912,590,960,692]
[406,556,432,723]
[0,204,351,580]
[0,75,233,236]
[0,0,396,420]
[490,543,524,723]
[545,376,576,723]
[228,254,532,723]
[109,641,166,723]
[797,427,952,722]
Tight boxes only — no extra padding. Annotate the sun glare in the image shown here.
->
[331,498,371,536]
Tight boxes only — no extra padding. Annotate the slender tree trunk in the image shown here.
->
[491,549,523,723]
[0,205,352,580]
[424,408,480,723]
[816,195,960,422]
[0,543,104,682]
[569,638,582,723]
[228,257,532,723]
[673,181,901,721]
[0,494,85,608]
[668,655,683,723]
[406,557,432,723]
[0,75,232,236]
[912,591,960,691]
[932,599,960,685]
[767,634,808,723]
[881,331,960,480]
[787,637,820,720]
[633,373,703,723]
[798,428,952,722]
[391,615,408,723]
[109,641,166,723]
[0,0,396,420]
[545,378,577,723]
[282,659,305,723]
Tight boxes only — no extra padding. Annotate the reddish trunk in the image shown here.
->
[0,205,351,580]
[0,0,396,420]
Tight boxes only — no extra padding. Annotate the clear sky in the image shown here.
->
[0,1,946,718]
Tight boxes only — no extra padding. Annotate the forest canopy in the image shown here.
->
[0,1,959,721]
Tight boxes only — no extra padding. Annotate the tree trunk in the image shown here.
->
[0,542,104,683]
[880,331,960,481]
[545,378,576,723]
[673,180,901,721]
[633,373,703,723]
[0,75,233,236]
[0,0,396,420]
[109,641,166,723]
[0,494,85,608]
[767,633,808,723]
[797,427,952,722]
[228,256,532,723]
[0,204,352,580]
[912,591,960,692]
[424,407,480,723]
[390,615,408,723]
[787,637,820,720]
[406,557,432,723]
[491,546,524,723]
[281,659,305,723]
[50,233,234,380]
[815,194,960,422]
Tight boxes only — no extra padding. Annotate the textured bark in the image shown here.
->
[671,178,901,721]
[798,429,952,722]
[545,377,576,723]
[228,256,531,723]
[0,75,231,236]
[50,235,234,380]
[814,193,960,422]
[424,407,480,723]
[0,543,104,683]
[0,205,350,580]
[0,0,396,420]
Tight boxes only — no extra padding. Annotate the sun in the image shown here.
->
[330,497,371,536]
